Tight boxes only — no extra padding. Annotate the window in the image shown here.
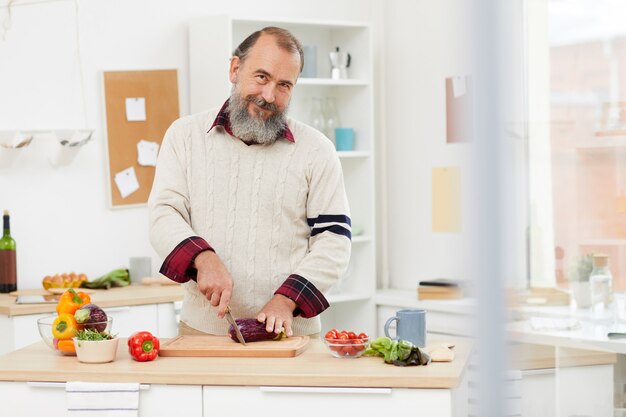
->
[529,0,626,291]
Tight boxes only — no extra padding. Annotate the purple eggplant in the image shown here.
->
[228,318,286,343]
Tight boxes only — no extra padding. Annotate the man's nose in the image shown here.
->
[261,83,276,104]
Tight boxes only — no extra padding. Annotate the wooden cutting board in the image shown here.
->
[159,335,310,358]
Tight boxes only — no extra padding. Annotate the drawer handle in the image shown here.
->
[260,386,391,395]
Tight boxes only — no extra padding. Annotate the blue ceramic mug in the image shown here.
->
[384,309,426,347]
[335,128,354,151]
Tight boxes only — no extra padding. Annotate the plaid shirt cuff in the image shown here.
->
[274,274,329,318]
[159,236,214,283]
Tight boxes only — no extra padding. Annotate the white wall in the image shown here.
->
[382,0,528,291]
[0,0,377,289]
[382,0,478,289]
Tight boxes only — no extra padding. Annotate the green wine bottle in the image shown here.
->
[0,210,17,293]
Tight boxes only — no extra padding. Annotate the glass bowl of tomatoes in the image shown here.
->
[323,329,370,359]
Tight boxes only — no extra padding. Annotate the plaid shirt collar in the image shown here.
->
[208,99,295,143]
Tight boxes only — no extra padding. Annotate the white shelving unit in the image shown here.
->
[189,15,377,335]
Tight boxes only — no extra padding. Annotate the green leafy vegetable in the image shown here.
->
[81,268,130,289]
[364,336,431,367]
[75,328,116,341]
[397,339,414,361]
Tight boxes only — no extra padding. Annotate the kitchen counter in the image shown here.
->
[0,337,471,389]
[0,337,471,417]
[0,284,183,316]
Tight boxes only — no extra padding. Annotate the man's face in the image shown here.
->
[227,34,301,144]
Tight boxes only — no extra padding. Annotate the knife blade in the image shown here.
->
[224,306,247,345]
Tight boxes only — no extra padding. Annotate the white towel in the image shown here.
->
[66,381,139,417]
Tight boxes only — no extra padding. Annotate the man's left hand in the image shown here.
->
[257,294,297,337]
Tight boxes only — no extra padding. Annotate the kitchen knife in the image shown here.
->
[224,306,247,345]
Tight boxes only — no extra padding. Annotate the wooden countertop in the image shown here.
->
[0,285,184,316]
[0,338,471,389]
[509,343,616,370]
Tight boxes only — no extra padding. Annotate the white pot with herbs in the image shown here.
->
[569,253,594,309]
[72,304,118,363]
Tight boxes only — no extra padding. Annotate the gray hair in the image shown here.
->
[233,26,304,73]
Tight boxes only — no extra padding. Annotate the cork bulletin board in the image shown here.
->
[103,69,180,207]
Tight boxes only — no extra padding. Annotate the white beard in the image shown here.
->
[228,85,289,145]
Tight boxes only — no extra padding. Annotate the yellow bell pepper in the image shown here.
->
[52,313,78,339]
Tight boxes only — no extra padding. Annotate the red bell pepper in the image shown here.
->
[128,331,160,362]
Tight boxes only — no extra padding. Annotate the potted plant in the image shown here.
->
[73,328,119,364]
[568,253,595,308]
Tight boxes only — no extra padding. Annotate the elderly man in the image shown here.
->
[149,27,351,338]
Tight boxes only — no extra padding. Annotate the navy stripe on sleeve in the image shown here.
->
[307,214,351,227]
[310,224,351,239]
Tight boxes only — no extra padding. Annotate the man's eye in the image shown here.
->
[280,83,291,91]
[256,74,267,81]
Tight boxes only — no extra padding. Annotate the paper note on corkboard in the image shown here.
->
[446,76,473,143]
[432,167,461,232]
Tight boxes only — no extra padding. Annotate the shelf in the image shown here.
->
[337,151,370,158]
[190,15,376,334]
[298,78,368,87]
[374,288,476,314]
[579,239,626,246]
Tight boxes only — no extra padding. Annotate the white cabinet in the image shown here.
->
[203,384,467,417]
[520,365,614,417]
[0,380,466,417]
[0,382,203,417]
[189,16,377,335]
[102,305,158,338]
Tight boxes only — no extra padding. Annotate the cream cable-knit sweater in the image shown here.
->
[149,109,351,336]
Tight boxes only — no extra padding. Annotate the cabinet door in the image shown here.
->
[0,382,202,417]
[140,384,202,417]
[13,312,51,350]
[103,304,158,337]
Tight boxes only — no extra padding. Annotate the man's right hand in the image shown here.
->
[194,250,233,318]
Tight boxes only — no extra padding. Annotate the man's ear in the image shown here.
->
[229,56,240,83]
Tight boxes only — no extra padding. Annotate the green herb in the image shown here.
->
[75,328,116,341]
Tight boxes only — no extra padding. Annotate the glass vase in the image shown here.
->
[309,97,326,136]
[324,97,341,147]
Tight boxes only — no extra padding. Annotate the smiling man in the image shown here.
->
[149,27,352,338]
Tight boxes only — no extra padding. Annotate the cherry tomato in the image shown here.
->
[358,332,369,341]
[325,330,338,340]
[353,339,365,351]
[342,345,357,356]
[347,331,357,339]
[337,334,349,343]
